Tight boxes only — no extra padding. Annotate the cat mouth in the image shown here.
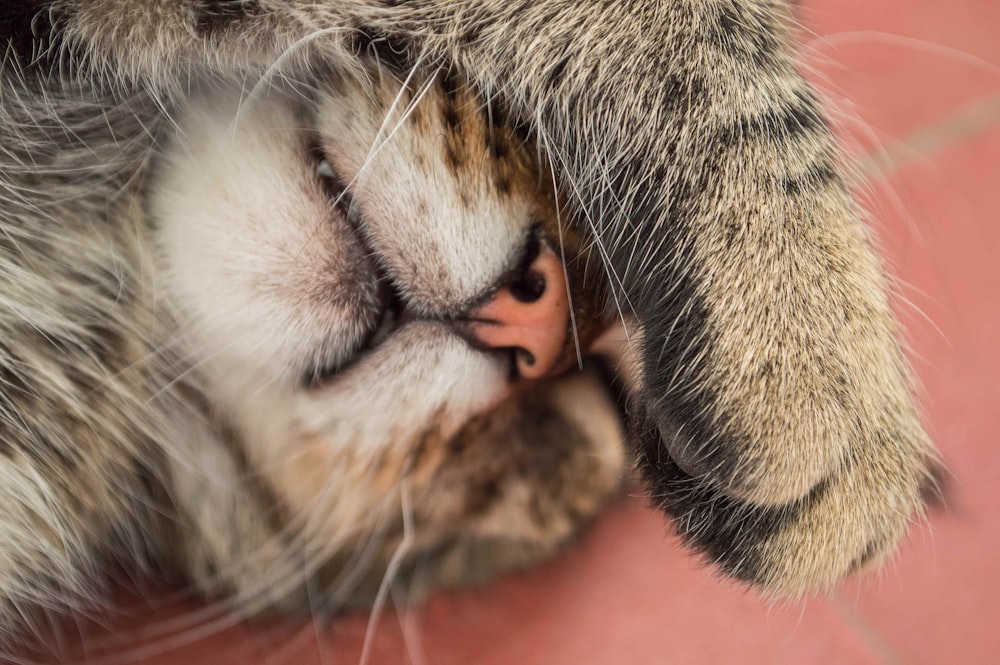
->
[302,264,409,389]
[300,245,610,391]
[302,149,413,388]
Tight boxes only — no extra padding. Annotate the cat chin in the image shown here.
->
[199,322,628,564]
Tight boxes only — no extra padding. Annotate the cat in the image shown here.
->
[0,0,934,644]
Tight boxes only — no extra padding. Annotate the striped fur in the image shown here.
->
[0,0,933,646]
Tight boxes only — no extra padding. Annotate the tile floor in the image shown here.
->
[20,0,1000,663]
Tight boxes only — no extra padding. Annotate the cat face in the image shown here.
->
[148,65,626,599]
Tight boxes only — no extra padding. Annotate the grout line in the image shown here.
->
[828,593,907,665]
[860,92,1000,179]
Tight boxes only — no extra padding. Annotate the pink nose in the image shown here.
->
[467,244,570,379]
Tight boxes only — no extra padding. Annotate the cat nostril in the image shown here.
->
[508,233,546,303]
[509,270,546,303]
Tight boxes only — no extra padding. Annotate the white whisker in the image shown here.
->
[359,479,414,665]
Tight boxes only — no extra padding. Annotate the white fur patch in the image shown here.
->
[150,76,533,476]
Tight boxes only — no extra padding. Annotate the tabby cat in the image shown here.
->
[0,0,933,645]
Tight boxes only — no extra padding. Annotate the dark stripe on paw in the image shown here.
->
[847,538,884,575]
[780,159,839,196]
[634,421,826,585]
[708,1,782,69]
[718,88,825,148]
[604,167,752,491]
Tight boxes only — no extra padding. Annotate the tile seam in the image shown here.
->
[860,92,1000,180]
[828,593,907,665]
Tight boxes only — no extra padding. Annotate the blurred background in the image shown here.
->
[27,0,1000,663]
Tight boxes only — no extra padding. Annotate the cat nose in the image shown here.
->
[466,243,569,379]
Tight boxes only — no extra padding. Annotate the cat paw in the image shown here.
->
[617,185,926,509]
[635,416,933,595]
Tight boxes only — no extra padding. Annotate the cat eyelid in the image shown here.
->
[313,150,357,225]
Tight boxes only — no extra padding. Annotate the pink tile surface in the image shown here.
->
[17,1,1000,663]
[54,499,881,665]
[800,0,1000,159]
[804,0,1000,63]
[841,124,1000,665]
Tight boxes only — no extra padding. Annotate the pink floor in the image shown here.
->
[23,1,1000,663]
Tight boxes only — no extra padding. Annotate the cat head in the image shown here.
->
[147,63,628,598]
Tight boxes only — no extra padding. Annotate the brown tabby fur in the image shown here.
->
[0,0,934,648]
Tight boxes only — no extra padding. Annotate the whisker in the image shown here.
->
[243,27,357,108]
[359,478,414,665]
[805,30,1000,76]
[540,130,583,370]
[538,124,633,341]
[392,584,429,665]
